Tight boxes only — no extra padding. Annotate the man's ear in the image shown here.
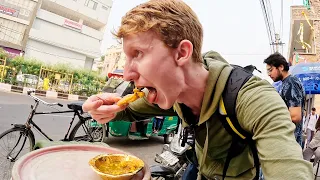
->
[175,40,193,67]
[279,64,284,71]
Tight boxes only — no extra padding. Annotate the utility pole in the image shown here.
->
[270,33,285,53]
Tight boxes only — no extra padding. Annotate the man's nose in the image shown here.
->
[123,63,138,82]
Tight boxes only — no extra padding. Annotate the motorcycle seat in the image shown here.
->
[150,165,175,176]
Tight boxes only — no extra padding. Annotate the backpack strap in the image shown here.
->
[219,66,260,180]
[223,65,253,119]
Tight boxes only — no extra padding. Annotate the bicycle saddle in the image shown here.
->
[67,102,84,113]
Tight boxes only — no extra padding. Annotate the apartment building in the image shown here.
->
[24,0,113,69]
[0,0,40,57]
[101,44,126,76]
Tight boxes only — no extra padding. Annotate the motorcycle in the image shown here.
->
[150,125,195,179]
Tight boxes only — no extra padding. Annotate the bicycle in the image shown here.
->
[0,90,106,180]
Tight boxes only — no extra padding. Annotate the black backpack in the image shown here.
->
[219,65,260,180]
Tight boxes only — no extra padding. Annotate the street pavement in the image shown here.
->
[0,91,164,167]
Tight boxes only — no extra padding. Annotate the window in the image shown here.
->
[102,6,109,11]
[85,0,98,10]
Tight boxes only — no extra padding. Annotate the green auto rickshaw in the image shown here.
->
[101,71,179,143]
[106,116,179,143]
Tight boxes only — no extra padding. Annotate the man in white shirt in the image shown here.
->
[305,107,319,147]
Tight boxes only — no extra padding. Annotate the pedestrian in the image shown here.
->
[153,116,164,133]
[303,114,320,165]
[305,108,319,147]
[302,109,308,149]
[83,1,313,179]
[264,53,305,147]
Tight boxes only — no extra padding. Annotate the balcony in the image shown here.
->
[41,0,111,31]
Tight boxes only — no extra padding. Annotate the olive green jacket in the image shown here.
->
[113,51,313,179]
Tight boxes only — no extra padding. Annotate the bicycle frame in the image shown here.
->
[23,98,81,141]
[5,91,94,163]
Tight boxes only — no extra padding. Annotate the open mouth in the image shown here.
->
[137,86,157,103]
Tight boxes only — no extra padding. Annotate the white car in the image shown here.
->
[16,74,44,86]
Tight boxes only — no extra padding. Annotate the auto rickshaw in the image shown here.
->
[107,117,178,143]
[101,71,179,143]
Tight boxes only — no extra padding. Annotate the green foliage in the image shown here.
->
[0,48,8,60]
[71,69,105,96]
[2,56,105,96]
[10,57,43,75]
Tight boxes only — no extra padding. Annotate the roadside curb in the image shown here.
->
[0,83,88,101]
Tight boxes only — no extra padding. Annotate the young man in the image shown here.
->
[306,108,319,147]
[264,53,305,147]
[83,1,312,179]
[303,114,320,165]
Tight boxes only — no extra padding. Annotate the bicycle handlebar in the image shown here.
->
[27,90,64,107]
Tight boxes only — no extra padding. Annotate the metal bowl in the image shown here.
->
[88,154,144,180]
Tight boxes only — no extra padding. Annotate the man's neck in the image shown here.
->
[176,64,209,116]
[282,71,290,81]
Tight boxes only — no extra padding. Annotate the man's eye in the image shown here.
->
[134,50,142,58]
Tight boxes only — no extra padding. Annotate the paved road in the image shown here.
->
[0,91,164,166]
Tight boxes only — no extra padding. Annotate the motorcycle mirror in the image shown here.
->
[162,144,170,153]
[154,154,162,163]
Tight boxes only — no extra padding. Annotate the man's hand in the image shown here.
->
[82,93,127,124]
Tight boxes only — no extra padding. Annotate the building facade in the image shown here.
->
[24,0,112,69]
[288,0,320,113]
[0,0,40,57]
[101,44,126,76]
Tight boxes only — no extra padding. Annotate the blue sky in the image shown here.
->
[100,0,303,81]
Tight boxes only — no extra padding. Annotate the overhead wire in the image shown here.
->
[280,0,284,54]
[260,0,274,53]
[280,0,284,40]
[266,0,276,43]
[0,27,23,43]
[260,0,285,54]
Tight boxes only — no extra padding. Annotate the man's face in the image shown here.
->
[266,64,283,82]
[312,110,316,115]
[122,31,184,109]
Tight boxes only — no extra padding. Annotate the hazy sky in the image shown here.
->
[100,0,303,81]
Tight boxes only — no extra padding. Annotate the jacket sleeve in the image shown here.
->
[112,95,177,122]
[236,76,313,179]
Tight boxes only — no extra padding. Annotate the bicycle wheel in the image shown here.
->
[69,119,106,142]
[0,127,35,180]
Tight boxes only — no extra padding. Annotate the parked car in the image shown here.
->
[57,80,70,93]
[16,74,44,87]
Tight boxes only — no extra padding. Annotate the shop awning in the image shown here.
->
[289,62,320,94]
